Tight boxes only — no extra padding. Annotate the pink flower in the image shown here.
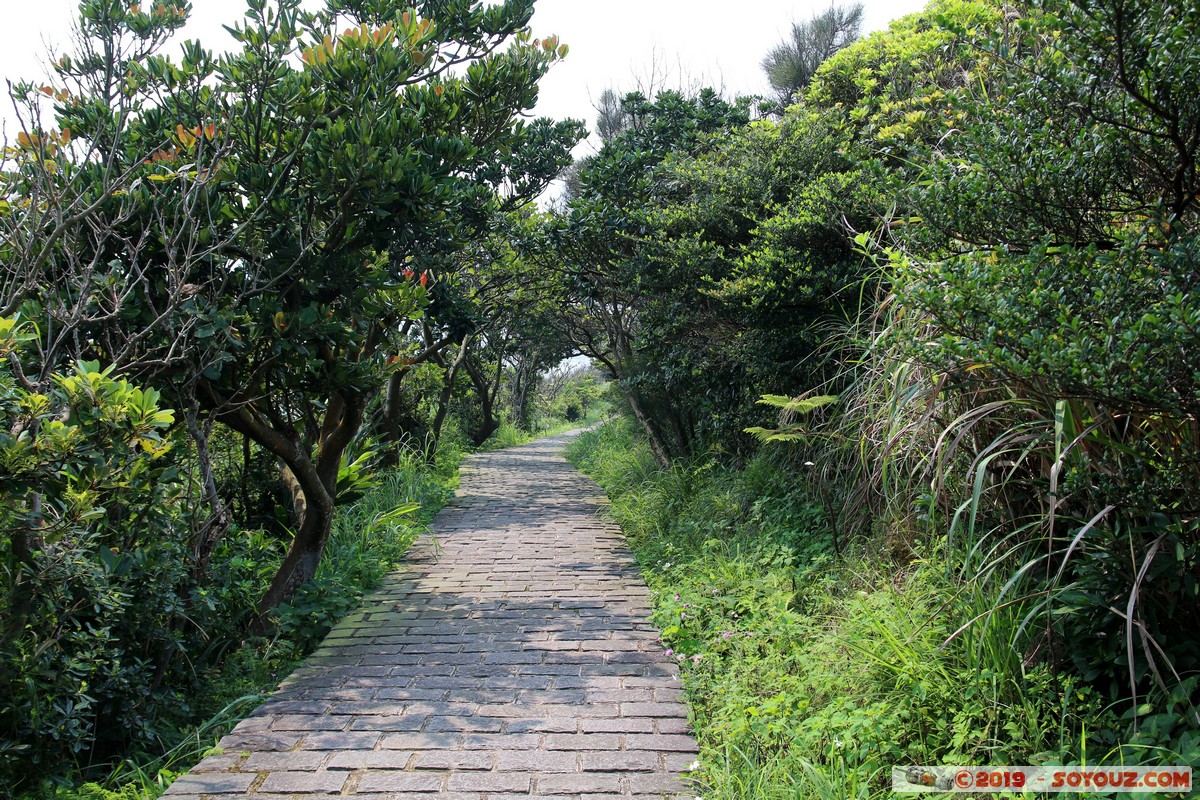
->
[721,631,734,639]
[691,654,702,664]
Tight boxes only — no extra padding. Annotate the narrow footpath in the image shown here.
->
[165,432,698,799]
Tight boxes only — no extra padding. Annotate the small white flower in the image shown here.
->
[834,737,844,749]
[688,760,701,771]
[804,461,815,466]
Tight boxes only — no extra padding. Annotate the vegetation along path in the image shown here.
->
[165,432,697,800]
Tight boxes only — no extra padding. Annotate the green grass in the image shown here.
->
[566,419,1132,799]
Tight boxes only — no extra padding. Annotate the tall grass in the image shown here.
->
[567,421,1121,799]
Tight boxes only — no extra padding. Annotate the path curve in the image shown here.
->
[165,432,697,799]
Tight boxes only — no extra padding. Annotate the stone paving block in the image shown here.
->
[349,714,428,731]
[627,772,694,794]
[225,715,273,733]
[581,717,655,734]
[447,772,532,792]
[624,734,699,753]
[581,750,660,772]
[297,731,381,749]
[545,733,622,751]
[324,749,414,769]
[503,717,579,734]
[164,772,257,794]
[496,749,579,772]
[666,752,702,772]
[270,713,352,731]
[187,754,243,772]
[655,718,691,735]
[462,733,543,750]
[257,770,348,794]
[215,731,300,751]
[542,702,618,718]
[425,715,505,733]
[242,750,325,770]
[535,773,625,794]
[250,700,332,715]
[619,702,689,718]
[357,771,446,793]
[380,732,464,750]
[412,750,495,770]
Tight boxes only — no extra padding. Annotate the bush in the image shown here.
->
[0,337,195,783]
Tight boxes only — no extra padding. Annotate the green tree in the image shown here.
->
[546,89,751,465]
[6,0,578,621]
[634,107,878,451]
[761,3,863,104]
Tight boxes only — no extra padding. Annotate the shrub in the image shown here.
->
[0,330,194,784]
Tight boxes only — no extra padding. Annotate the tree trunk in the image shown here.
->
[184,405,231,583]
[624,388,673,469]
[431,335,472,449]
[377,330,457,463]
[464,357,501,446]
[509,355,538,430]
[199,379,366,631]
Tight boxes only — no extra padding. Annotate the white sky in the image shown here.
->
[1,0,927,143]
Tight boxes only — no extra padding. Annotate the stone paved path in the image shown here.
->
[165,432,698,799]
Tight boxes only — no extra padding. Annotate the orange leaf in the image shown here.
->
[39,86,55,96]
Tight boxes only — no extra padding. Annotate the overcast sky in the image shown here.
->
[2,0,926,143]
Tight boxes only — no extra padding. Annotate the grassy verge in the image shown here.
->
[566,419,1146,799]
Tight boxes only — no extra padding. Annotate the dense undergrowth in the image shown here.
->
[14,440,463,800]
[568,419,1195,799]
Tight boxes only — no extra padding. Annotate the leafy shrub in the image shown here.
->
[0,333,194,784]
[884,0,1200,713]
